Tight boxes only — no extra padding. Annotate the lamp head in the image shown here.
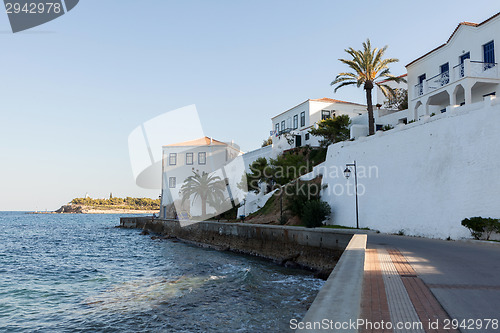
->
[344,167,351,179]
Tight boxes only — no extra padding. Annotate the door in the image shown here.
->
[483,41,495,69]
[460,52,470,64]
[440,63,449,85]
[459,52,470,77]
[295,135,302,148]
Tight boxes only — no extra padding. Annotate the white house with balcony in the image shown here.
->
[271,98,367,154]
[160,137,242,219]
[407,12,500,121]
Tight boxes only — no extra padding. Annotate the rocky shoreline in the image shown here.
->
[30,204,159,215]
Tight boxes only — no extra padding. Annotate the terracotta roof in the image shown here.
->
[376,74,407,84]
[163,136,227,147]
[406,11,500,67]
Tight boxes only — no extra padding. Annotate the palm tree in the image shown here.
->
[331,39,406,135]
[181,171,227,217]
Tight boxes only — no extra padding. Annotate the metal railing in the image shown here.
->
[415,83,423,96]
[453,63,465,78]
[426,70,450,89]
[470,61,498,78]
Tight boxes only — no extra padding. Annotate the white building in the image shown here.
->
[407,12,500,121]
[160,136,242,219]
[271,98,367,153]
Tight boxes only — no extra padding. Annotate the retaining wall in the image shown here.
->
[120,217,355,273]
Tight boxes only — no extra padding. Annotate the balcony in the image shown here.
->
[413,60,499,99]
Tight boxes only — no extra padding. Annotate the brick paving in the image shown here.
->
[361,247,460,333]
[360,248,393,333]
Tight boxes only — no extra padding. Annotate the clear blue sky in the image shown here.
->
[0,0,498,211]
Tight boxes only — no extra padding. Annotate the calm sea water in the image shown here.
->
[0,212,323,332]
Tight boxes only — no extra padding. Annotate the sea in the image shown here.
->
[0,212,324,332]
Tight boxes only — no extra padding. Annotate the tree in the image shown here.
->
[331,39,406,135]
[308,114,351,147]
[181,171,227,217]
[384,88,408,111]
[261,137,273,147]
[245,157,272,193]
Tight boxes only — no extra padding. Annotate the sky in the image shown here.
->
[0,0,499,211]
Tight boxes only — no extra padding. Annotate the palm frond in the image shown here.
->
[333,81,357,92]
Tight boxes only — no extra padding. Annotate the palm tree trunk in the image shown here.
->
[201,197,207,217]
[365,81,375,135]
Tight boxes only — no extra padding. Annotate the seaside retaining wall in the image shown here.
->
[321,97,500,239]
[296,234,367,333]
[120,217,355,273]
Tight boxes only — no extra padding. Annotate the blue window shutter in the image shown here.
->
[484,41,495,64]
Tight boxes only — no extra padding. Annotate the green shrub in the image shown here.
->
[461,217,500,240]
[286,181,321,217]
[309,147,327,166]
[302,200,331,228]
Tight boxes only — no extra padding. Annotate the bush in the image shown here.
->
[302,200,331,228]
[286,181,321,217]
[461,217,500,240]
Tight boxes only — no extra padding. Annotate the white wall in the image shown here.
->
[241,145,272,171]
[321,97,500,239]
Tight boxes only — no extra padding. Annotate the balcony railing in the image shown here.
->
[470,61,497,78]
[453,63,465,78]
[278,128,292,135]
[414,60,500,99]
[427,70,450,90]
[415,83,423,96]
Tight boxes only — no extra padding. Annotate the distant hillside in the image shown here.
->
[53,197,160,214]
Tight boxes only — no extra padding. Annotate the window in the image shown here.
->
[169,153,177,165]
[321,110,331,120]
[186,153,193,165]
[440,63,449,85]
[300,111,305,127]
[440,63,449,73]
[168,177,176,188]
[416,74,426,95]
[458,53,470,78]
[460,52,470,64]
[293,115,298,129]
[198,152,206,165]
[281,120,285,132]
[483,41,495,69]
[305,133,310,141]
[275,123,279,134]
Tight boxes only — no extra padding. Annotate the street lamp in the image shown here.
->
[344,161,359,229]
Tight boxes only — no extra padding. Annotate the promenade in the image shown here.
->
[360,234,500,333]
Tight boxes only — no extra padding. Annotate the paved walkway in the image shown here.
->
[361,234,500,333]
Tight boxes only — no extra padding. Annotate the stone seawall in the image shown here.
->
[120,217,355,274]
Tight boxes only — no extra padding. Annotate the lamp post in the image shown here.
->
[344,161,359,229]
